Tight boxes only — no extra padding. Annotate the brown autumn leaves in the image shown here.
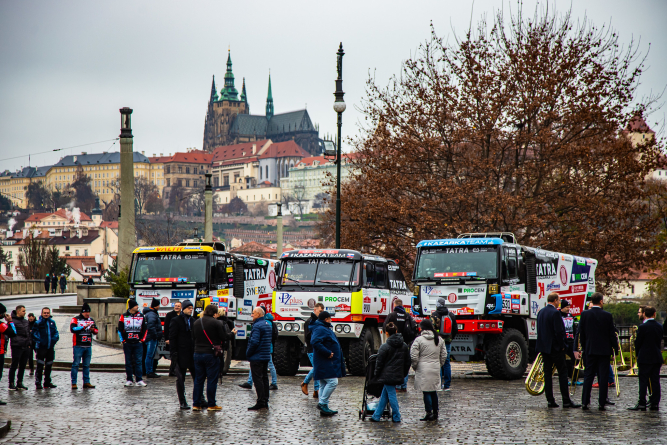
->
[320,7,666,286]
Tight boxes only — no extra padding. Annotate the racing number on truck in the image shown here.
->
[502,299,511,312]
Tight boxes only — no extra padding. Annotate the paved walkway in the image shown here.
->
[0,371,665,444]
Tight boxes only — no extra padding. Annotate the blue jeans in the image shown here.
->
[608,364,615,384]
[396,374,408,390]
[303,353,319,390]
[247,355,277,386]
[193,353,220,408]
[71,346,92,384]
[145,339,158,374]
[123,343,143,382]
[318,378,338,406]
[423,391,439,412]
[371,384,401,422]
[440,343,452,388]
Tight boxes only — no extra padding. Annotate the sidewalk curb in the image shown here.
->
[0,293,75,301]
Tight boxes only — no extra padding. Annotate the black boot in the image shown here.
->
[432,410,439,421]
[35,363,44,388]
[420,412,434,421]
[43,364,54,388]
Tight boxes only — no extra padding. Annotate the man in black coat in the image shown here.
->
[383,299,417,391]
[370,322,410,422]
[578,292,618,410]
[44,274,50,294]
[143,298,162,378]
[51,275,57,294]
[300,302,324,397]
[628,306,663,411]
[536,293,580,408]
[169,300,196,410]
[164,301,181,377]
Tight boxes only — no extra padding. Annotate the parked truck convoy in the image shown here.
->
[411,233,597,379]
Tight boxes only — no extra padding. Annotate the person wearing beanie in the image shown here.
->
[70,302,98,389]
[51,274,57,294]
[0,303,17,404]
[118,299,147,387]
[8,305,31,391]
[31,307,59,389]
[430,297,458,390]
[383,299,417,391]
[560,299,576,384]
[169,299,199,410]
[310,310,346,416]
[164,301,182,377]
[142,298,163,379]
[44,274,51,294]
[245,307,273,411]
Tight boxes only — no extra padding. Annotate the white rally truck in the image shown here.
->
[129,243,278,374]
[411,233,597,380]
[270,249,412,376]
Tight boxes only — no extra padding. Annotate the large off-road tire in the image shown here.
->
[485,328,529,380]
[273,337,300,376]
[220,341,232,376]
[347,327,374,376]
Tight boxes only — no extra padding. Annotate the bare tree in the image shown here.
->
[136,213,189,246]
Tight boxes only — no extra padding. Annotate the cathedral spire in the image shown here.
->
[219,49,238,101]
[210,75,219,102]
[265,72,274,120]
[240,77,247,103]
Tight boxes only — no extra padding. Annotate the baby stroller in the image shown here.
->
[358,354,392,421]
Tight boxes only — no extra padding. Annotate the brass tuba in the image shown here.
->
[627,325,652,396]
[525,353,556,396]
[612,332,629,398]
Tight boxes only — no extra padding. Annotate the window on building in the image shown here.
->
[185,179,190,187]
[234,173,240,183]
[66,246,69,251]
[84,249,88,256]
[186,166,190,174]
[193,180,197,188]
[178,166,182,174]
[223,175,229,186]
[214,176,219,187]
[166,166,170,174]
[178,179,182,187]
[166,178,170,187]
[75,249,79,256]
[260,168,262,180]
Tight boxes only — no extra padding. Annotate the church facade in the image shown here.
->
[202,51,321,155]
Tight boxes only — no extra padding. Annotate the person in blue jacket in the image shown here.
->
[245,307,273,411]
[310,311,346,416]
[242,312,279,390]
[31,307,59,389]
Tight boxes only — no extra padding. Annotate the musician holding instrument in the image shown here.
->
[628,306,663,411]
[560,300,576,382]
[536,292,580,408]
[578,292,618,410]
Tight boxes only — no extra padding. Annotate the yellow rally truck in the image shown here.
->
[270,249,411,376]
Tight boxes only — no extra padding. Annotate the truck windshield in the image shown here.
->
[415,246,498,280]
[282,259,360,287]
[132,253,208,284]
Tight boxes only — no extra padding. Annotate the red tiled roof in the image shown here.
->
[212,140,272,164]
[258,141,310,160]
[626,112,655,134]
[65,256,102,277]
[230,241,276,254]
[296,156,328,167]
[148,151,213,164]
[219,156,259,167]
[26,209,92,223]
[99,221,118,229]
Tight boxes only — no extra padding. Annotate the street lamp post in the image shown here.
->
[333,43,345,249]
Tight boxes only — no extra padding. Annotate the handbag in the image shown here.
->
[202,320,223,358]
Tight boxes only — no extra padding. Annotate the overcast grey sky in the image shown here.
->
[1,0,665,172]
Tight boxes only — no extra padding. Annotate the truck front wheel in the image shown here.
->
[273,337,300,376]
[347,328,374,376]
[484,328,528,380]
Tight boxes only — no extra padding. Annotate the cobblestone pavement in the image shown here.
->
[0,370,665,445]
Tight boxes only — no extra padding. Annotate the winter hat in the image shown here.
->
[81,302,92,313]
[318,311,332,321]
[0,303,5,315]
[180,299,193,310]
[150,297,160,308]
[561,300,571,309]
[128,299,139,310]
[436,298,447,309]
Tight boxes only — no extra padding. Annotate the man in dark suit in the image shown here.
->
[628,306,663,411]
[536,292,580,408]
[578,292,618,410]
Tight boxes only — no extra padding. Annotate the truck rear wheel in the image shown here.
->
[347,328,373,376]
[485,328,528,380]
[273,337,300,376]
[220,341,232,376]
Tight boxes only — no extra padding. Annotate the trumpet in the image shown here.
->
[569,336,584,396]
[525,353,556,396]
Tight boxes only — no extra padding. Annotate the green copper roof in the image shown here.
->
[210,75,219,102]
[265,73,274,120]
[240,77,247,103]
[219,50,239,101]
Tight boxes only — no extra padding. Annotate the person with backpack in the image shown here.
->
[411,319,448,421]
[430,298,458,390]
[383,299,417,391]
[369,322,411,423]
[240,310,278,391]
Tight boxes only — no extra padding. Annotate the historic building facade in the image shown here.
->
[202,51,321,155]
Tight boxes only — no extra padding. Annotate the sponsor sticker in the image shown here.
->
[217,289,229,297]
[448,293,457,303]
[559,266,568,285]
[172,290,194,299]
[456,307,475,315]
[226,266,233,273]
[160,297,169,307]
[243,299,252,306]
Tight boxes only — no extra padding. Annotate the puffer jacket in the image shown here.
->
[246,316,272,362]
[10,311,31,349]
[143,307,163,341]
[374,333,411,386]
[310,320,346,380]
[410,330,447,392]
[31,316,59,350]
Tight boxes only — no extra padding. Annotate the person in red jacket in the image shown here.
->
[117,300,147,387]
[70,302,98,389]
[0,303,17,405]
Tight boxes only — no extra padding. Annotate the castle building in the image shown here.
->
[202,51,321,155]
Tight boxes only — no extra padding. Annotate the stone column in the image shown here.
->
[118,108,135,272]
[204,173,213,243]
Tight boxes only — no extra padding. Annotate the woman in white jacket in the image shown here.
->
[410,319,448,421]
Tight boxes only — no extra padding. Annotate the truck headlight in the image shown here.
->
[292,323,300,332]
[276,323,282,331]
[335,324,343,333]
[343,325,351,333]
[284,323,292,332]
